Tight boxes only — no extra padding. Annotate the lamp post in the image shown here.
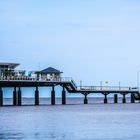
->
[105,81,109,90]
[100,81,102,90]
[80,80,82,89]
[119,81,121,90]
[137,70,139,91]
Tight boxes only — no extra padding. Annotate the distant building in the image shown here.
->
[38,67,63,81]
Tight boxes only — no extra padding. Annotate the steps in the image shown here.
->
[64,80,77,92]
[134,93,140,100]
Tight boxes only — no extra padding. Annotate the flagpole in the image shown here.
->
[100,81,102,90]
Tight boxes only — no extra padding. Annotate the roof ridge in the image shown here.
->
[40,67,62,74]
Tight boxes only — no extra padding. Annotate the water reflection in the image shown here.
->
[0,132,73,140]
[0,133,24,140]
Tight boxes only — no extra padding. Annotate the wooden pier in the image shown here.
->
[0,77,139,106]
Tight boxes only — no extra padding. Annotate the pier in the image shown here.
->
[0,77,139,106]
[0,63,140,106]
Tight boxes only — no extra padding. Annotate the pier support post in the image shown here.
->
[104,93,108,104]
[51,85,55,105]
[62,86,66,105]
[17,87,22,106]
[13,87,17,106]
[0,87,3,106]
[131,93,135,103]
[122,93,126,103]
[35,86,39,105]
[114,94,118,103]
[84,93,88,104]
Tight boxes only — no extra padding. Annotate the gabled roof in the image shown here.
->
[40,67,62,74]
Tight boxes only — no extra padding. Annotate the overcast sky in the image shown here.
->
[1,0,140,86]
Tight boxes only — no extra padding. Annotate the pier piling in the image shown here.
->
[35,86,39,105]
[104,93,108,104]
[17,87,22,106]
[62,86,66,105]
[13,87,17,106]
[51,85,55,105]
[122,93,126,103]
[0,87,3,106]
[84,93,88,104]
[131,93,135,103]
[114,94,118,103]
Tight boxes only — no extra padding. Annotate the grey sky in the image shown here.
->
[0,0,140,86]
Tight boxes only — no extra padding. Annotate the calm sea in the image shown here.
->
[0,98,140,140]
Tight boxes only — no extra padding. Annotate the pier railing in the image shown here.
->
[0,76,75,82]
[0,76,138,92]
[0,76,36,81]
[60,77,73,82]
[78,86,138,91]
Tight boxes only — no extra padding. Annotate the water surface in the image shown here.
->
[0,98,140,140]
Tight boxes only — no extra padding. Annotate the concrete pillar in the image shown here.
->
[104,93,108,104]
[0,87,3,106]
[17,87,22,106]
[13,87,17,106]
[51,85,55,105]
[62,86,66,105]
[122,93,126,103]
[131,93,135,103]
[35,86,39,105]
[84,93,88,104]
[114,94,118,103]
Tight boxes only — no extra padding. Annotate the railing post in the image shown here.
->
[13,87,17,106]
[0,87,3,106]
[17,87,22,106]
[51,85,55,105]
[62,86,66,105]
[35,86,39,105]
[131,93,135,103]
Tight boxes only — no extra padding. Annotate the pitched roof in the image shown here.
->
[40,67,62,74]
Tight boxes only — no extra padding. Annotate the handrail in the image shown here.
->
[60,77,73,82]
[0,76,74,82]
[0,76,36,81]
[71,80,77,89]
[0,76,138,92]
[78,86,138,91]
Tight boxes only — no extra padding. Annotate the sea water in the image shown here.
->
[0,98,140,140]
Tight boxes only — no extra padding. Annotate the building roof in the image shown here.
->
[40,67,62,74]
[0,63,19,69]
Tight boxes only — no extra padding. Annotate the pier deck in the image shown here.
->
[0,77,140,105]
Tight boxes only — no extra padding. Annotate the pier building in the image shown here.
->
[39,67,62,81]
[0,63,26,80]
[0,63,19,77]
